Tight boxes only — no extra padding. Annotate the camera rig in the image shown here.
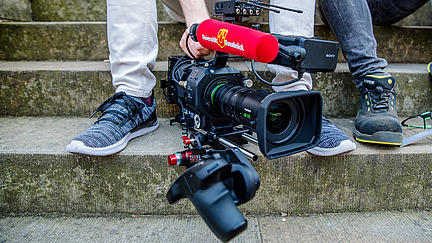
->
[162,1,340,241]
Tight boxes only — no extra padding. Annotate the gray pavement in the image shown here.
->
[1,211,431,242]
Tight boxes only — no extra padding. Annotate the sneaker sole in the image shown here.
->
[307,140,356,156]
[353,129,403,146]
[66,121,159,156]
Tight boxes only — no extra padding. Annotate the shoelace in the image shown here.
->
[367,86,394,111]
[90,92,145,126]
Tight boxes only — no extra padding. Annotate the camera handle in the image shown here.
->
[212,51,229,68]
[167,148,260,242]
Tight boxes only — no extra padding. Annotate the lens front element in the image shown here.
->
[267,102,291,134]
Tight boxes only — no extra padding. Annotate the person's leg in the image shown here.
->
[318,0,429,81]
[108,0,159,98]
[318,0,388,84]
[269,0,356,156]
[318,0,403,145]
[66,0,159,156]
[367,0,429,26]
[268,0,315,92]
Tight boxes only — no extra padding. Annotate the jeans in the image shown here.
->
[318,0,429,89]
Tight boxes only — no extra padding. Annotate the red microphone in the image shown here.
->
[193,19,279,63]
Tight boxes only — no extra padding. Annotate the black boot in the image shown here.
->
[354,74,403,145]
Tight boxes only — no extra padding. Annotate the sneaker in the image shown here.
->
[354,74,403,145]
[307,116,356,156]
[66,92,159,156]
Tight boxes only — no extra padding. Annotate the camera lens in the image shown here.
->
[209,84,268,127]
[265,99,302,145]
[267,102,290,134]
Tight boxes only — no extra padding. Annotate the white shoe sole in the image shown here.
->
[307,140,356,156]
[66,121,159,156]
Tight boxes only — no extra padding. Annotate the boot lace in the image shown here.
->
[367,86,394,112]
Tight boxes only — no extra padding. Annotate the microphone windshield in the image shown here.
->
[196,19,279,63]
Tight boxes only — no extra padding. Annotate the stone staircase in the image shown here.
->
[1,0,432,239]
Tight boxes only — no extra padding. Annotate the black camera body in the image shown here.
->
[166,57,245,131]
[164,51,324,159]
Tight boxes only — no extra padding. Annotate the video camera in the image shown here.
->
[162,1,340,241]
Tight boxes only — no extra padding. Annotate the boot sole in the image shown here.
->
[353,129,403,145]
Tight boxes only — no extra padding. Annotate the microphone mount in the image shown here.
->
[213,0,303,22]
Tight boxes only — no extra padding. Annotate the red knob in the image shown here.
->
[168,153,181,166]
[182,136,193,145]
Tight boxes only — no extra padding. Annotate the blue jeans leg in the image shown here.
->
[367,0,429,25]
[318,0,428,89]
[318,0,388,89]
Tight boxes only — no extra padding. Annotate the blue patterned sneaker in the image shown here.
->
[307,117,356,156]
[66,92,159,156]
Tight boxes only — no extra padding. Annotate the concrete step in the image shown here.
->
[0,61,430,118]
[0,117,431,215]
[0,0,32,21]
[1,211,432,242]
[29,0,236,23]
[28,0,181,22]
[1,21,431,63]
[30,0,107,22]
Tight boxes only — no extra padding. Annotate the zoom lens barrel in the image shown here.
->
[210,84,301,145]
[209,83,322,158]
[211,84,267,128]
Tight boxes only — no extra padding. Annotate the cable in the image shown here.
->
[238,1,303,14]
[251,60,302,86]
[186,34,198,60]
[170,56,190,84]
[260,2,303,13]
